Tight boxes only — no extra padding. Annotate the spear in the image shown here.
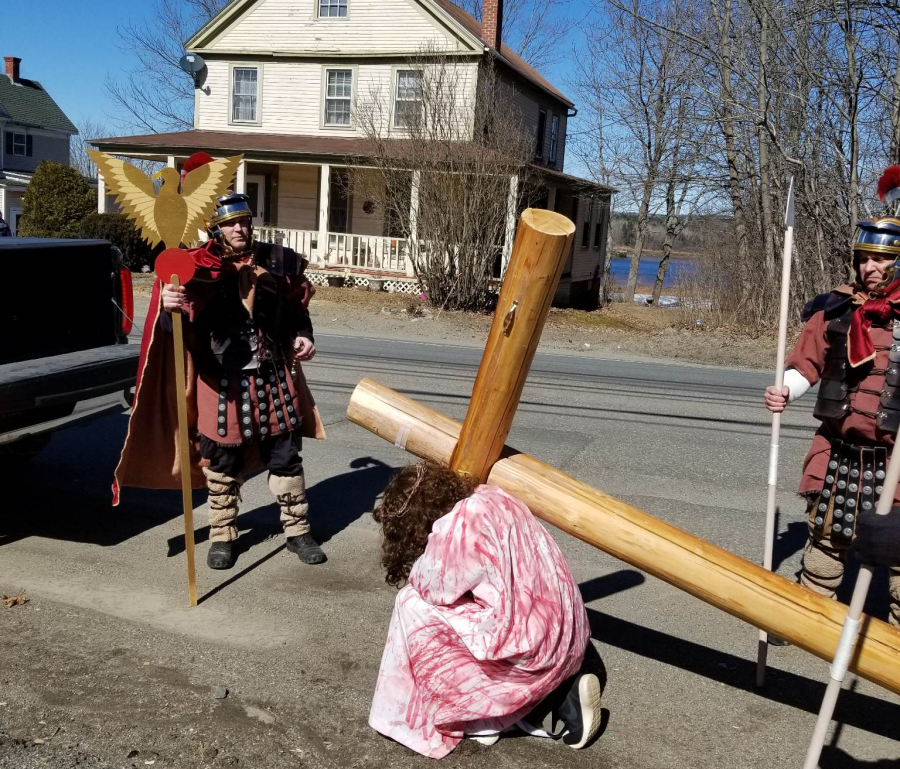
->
[801,444,900,768]
[756,177,795,687]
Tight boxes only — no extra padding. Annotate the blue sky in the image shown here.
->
[2,0,150,127]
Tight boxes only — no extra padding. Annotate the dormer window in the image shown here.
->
[231,66,260,124]
[318,0,348,17]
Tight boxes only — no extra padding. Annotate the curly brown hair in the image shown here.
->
[373,461,477,587]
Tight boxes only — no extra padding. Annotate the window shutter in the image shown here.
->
[4,132,11,155]
[26,135,33,157]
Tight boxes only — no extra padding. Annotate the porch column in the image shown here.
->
[406,169,420,277]
[166,155,176,169]
[546,185,557,212]
[97,171,107,214]
[501,173,519,276]
[235,159,246,194]
[318,164,331,265]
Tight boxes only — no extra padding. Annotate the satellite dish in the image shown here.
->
[179,53,206,75]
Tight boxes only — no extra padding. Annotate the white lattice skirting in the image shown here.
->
[307,271,424,294]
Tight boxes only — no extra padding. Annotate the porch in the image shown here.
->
[91,130,614,304]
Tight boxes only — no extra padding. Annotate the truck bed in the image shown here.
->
[0,344,139,416]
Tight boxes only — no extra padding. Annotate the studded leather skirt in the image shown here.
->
[808,438,888,547]
[196,359,303,446]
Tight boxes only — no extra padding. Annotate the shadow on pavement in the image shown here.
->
[0,413,197,549]
[586,608,900,742]
[819,746,900,768]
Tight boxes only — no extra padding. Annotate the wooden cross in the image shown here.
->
[347,208,900,698]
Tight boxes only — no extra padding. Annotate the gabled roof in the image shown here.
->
[186,0,573,109]
[0,75,77,133]
[430,0,573,107]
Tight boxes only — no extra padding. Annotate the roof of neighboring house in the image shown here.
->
[0,75,77,133]
[430,0,573,107]
[90,129,612,192]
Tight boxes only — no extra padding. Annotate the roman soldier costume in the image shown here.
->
[781,176,900,626]
[113,154,326,569]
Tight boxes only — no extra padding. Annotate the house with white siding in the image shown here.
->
[0,56,78,236]
[91,0,613,306]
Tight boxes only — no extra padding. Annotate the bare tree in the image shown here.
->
[453,0,576,69]
[106,0,226,132]
[350,49,534,311]
[70,119,109,179]
[578,0,701,303]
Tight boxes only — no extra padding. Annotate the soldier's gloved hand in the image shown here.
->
[764,385,790,413]
[293,336,316,362]
[162,283,186,313]
[854,511,900,568]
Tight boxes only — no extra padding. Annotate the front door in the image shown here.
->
[9,206,22,236]
[245,175,266,227]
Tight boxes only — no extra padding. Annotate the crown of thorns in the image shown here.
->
[378,463,427,520]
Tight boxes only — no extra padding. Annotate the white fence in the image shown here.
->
[257,227,411,274]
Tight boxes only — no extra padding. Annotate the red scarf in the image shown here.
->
[848,278,900,367]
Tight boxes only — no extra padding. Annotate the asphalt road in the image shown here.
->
[1,332,899,768]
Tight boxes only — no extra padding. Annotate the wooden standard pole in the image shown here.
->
[757,177,795,687]
[347,378,900,696]
[450,208,575,482]
[170,275,198,608]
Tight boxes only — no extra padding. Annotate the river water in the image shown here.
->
[607,256,696,288]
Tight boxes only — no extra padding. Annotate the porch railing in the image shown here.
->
[257,227,410,275]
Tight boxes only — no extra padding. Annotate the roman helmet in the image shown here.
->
[852,166,900,287]
[207,193,254,246]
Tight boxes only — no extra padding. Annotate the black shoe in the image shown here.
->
[207,541,235,570]
[286,533,327,564]
[768,636,791,647]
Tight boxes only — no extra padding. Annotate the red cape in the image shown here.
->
[112,244,325,506]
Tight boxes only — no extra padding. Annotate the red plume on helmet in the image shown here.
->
[877,165,900,202]
[180,152,215,189]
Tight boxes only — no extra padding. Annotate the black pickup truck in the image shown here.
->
[0,238,139,458]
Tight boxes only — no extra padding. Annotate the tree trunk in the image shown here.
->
[716,0,750,278]
[756,0,776,285]
[653,181,678,305]
[625,181,654,303]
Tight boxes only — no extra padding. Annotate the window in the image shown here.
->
[582,197,594,248]
[324,69,353,126]
[393,70,423,129]
[5,132,31,157]
[594,202,606,250]
[535,109,546,159]
[231,67,259,123]
[318,0,347,17]
[549,114,559,163]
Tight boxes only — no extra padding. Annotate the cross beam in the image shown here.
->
[347,208,900,697]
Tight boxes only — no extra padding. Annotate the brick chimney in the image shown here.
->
[4,57,21,83]
[482,0,503,50]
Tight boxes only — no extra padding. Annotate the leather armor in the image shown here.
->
[809,291,900,432]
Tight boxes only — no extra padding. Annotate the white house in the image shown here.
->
[92,0,613,306]
[0,56,78,236]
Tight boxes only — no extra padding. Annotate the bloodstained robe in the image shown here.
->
[369,485,590,759]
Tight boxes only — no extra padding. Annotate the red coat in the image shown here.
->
[112,242,325,505]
